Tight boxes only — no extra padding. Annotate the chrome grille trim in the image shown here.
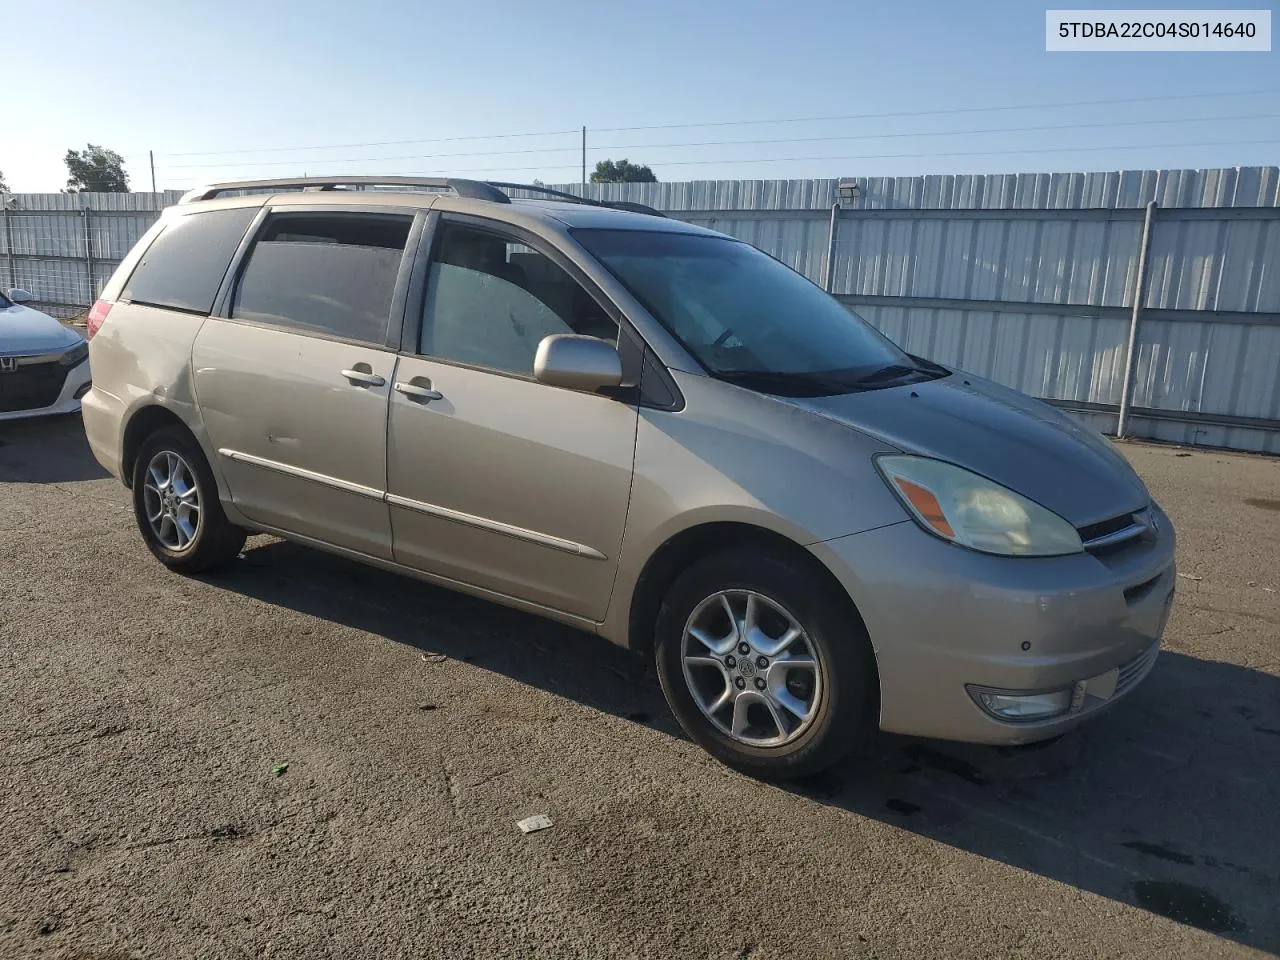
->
[1082,522,1147,550]
[1081,507,1152,551]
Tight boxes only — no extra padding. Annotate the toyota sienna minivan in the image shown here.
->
[82,176,1176,778]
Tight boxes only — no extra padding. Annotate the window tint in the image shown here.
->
[121,207,257,314]
[231,214,411,344]
[420,223,617,375]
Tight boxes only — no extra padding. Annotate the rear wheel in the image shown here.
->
[131,427,245,573]
[654,550,877,780]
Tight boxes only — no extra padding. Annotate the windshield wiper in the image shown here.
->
[907,354,951,376]
[853,363,919,385]
[715,370,853,397]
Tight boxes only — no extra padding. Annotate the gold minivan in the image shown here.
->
[83,177,1175,778]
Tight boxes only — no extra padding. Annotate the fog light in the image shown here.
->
[970,687,1072,721]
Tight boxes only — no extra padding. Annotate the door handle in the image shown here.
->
[394,380,443,402]
[341,368,386,387]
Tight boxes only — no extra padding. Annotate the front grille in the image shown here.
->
[1079,508,1153,558]
[1116,641,1160,697]
[1079,512,1137,543]
[0,359,65,413]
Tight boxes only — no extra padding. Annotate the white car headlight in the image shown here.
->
[876,455,1083,557]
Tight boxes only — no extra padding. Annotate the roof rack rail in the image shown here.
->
[485,182,666,218]
[178,176,510,205]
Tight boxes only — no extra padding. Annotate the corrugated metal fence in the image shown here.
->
[0,191,184,318]
[3,168,1278,452]
[568,169,1280,453]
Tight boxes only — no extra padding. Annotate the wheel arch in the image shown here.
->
[626,521,875,672]
[121,405,195,489]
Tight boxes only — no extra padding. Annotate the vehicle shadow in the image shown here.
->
[793,653,1280,954]
[209,537,1280,954]
[0,414,109,483]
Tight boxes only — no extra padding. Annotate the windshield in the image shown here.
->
[0,291,11,308]
[575,229,942,396]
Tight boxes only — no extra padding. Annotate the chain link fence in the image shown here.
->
[1,192,182,319]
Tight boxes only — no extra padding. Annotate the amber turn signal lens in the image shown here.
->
[893,477,955,538]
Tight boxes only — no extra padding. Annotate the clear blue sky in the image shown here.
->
[4,0,1277,192]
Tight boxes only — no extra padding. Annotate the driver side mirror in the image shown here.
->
[534,334,622,392]
[6,288,33,304]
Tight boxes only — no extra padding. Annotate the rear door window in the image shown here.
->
[231,213,412,345]
[121,207,257,314]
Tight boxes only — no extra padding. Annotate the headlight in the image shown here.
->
[59,341,89,367]
[876,455,1083,557]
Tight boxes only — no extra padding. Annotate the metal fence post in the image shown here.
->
[1,200,14,288]
[1116,200,1158,439]
[82,204,94,308]
[824,201,841,292]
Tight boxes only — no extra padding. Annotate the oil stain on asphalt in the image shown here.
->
[1121,841,1195,865]
[1131,880,1244,935]
[900,744,988,786]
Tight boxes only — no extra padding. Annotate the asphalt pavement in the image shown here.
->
[1,414,1277,959]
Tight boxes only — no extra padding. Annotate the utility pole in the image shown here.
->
[581,126,586,188]
[149,150,157,195]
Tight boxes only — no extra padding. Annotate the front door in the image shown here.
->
[386,217,638,620]
[193,210,416,559]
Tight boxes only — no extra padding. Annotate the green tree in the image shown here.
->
[590,159,657,183]
[0,170,8,192]
[64,144,130,193]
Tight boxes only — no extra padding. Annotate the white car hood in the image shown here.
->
[0,301,83,356]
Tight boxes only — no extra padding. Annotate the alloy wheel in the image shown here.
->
[681,589,823,747]
[142,450,202,552]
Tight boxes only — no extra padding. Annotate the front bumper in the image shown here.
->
[809,504,1176,745]
[0,359,91,422]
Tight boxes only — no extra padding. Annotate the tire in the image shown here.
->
[131,426,246,573]
[654,550,877,780]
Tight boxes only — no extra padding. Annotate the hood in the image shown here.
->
[0,301,83,356]
[790,372,1148,528]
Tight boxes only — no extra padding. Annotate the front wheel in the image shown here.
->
[654,550,877,780]
[131,426,246,573]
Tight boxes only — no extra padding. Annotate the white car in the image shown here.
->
[0,288,92,421]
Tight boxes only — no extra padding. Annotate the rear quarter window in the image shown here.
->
[121,207,258,314]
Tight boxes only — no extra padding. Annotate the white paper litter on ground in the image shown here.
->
[516,814,553,834]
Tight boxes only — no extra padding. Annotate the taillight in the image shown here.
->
[86,299,112,339]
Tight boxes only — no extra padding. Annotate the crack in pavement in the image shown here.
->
[14,726,130,768]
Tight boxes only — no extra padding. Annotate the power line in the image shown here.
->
[592,88,1280,133]
[591,112,1280,154]
[385,137,1280,176]
[149,87,1280,159]
[160,112,1280,171]
[158,128,580,158]
[161,136,1276,186]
